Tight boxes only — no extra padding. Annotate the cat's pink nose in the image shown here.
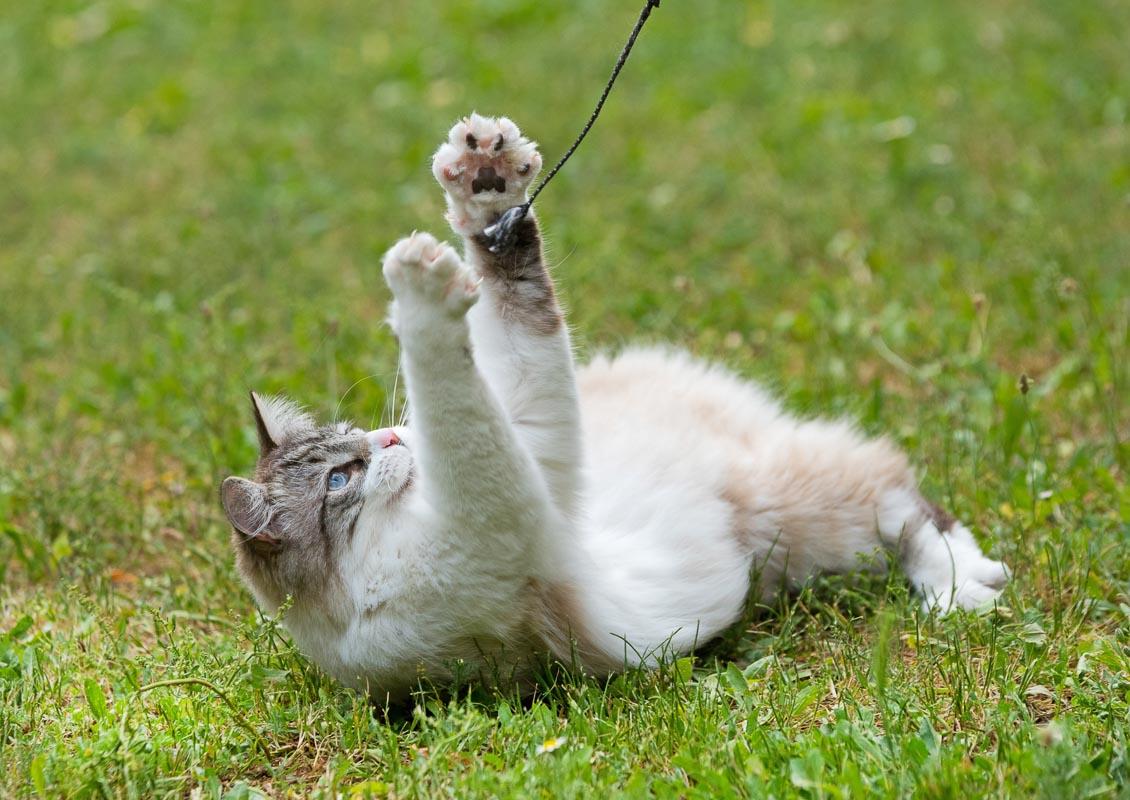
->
[369,428,401,449]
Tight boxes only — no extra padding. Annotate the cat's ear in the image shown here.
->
[250,391,314,456]
[221,476,271,536]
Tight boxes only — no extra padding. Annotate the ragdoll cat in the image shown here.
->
[221,113,1009,699]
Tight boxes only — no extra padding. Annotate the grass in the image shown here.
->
[1,0,1128,796]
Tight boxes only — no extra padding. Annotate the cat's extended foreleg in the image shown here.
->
[432,114,584,519]
[382,232,555,553]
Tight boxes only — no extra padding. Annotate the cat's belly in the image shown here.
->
[569,347,773,652]
[576,345,784,505]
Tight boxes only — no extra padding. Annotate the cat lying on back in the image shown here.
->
[221,113,1009,699]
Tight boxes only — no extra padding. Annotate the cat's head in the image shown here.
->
[221,393,413,620]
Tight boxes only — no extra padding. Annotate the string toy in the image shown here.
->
[483,0,663,253]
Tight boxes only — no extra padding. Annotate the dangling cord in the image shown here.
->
[484,0,662,252]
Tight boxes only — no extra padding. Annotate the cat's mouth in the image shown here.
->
[371,459,414,503]
[364,432,414,502]
[389,467,415,502]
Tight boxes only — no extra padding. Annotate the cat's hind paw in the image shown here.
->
[920,574,1006,614]
[382,232,480,318]
[432,113,542,236]
[914,524,1010,614]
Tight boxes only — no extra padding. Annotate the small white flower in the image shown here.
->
[535,736,567,755]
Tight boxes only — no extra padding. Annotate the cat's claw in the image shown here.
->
[382,232,479,317]
[433,113,543,236]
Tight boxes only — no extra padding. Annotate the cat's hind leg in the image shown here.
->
[432,114,583,519]
[886,491,1011,612]
[737,417,1009,613]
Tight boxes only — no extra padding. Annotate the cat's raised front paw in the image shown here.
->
[432,113,542,236]
[382,232,479,317]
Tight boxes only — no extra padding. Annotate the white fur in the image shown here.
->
[267,116,1009,695]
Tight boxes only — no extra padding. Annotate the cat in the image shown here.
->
[221,113,1009,699]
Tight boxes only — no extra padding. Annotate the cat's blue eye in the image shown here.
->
[327,470,349,491]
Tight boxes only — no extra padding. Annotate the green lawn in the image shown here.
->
[2,0,1128,796]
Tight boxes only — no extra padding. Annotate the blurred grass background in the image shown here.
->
[1,0,1128,797]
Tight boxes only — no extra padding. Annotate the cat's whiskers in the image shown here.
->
[389,359,405,429]
[367,360,403,432]
[333,374,386,426]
